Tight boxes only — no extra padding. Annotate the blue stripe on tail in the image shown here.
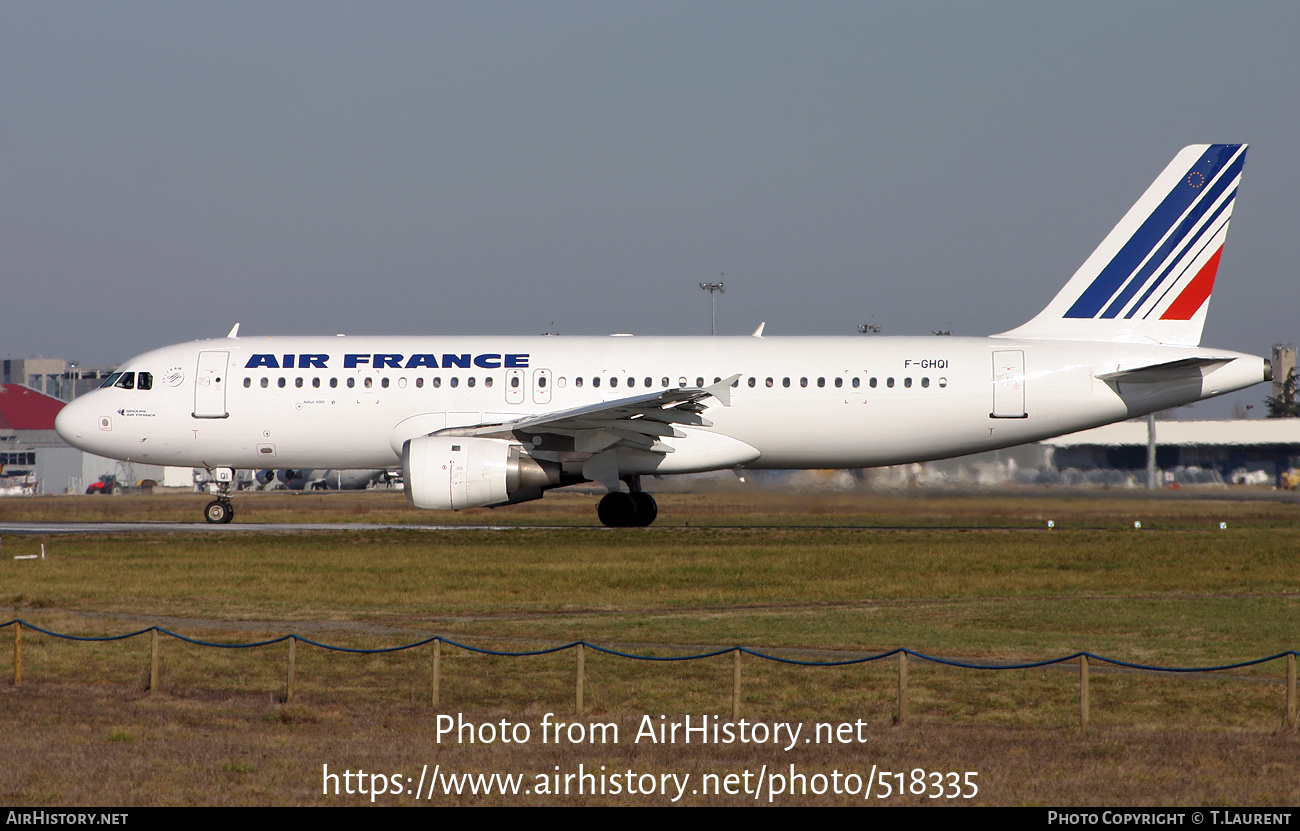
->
[1064,144,1241,319]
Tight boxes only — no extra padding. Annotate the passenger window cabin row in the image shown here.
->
[102,370,950,393]
[233,374,950,391]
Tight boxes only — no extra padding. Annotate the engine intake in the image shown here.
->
[403,435,559,510]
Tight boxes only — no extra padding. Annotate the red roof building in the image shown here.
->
[0,384,66,430]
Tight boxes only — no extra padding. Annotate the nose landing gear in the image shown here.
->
[203,467,236,524]
[204,498,234,524]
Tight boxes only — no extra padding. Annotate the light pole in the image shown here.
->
[700,278,725,335]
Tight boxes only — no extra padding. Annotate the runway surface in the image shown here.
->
[0,521,529,534]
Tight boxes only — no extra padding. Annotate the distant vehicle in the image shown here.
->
[85,474,118,495]
[255,468,386,491]
[55,145,1268,526]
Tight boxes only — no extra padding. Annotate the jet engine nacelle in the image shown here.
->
[402,435,559,510]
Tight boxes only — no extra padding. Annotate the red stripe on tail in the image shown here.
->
[1160,247,1223,320]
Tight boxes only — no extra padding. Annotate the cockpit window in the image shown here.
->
[137,372,153,390]
[99,373,122,389]
[113,372,136,390]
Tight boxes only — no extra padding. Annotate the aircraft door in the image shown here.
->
[991,350,1027,418]
[532,369,552,405]
[505,369,525,405]
[194,351,230,418]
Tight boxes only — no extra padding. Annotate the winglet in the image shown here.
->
[226,323,241,339]
[751,322,766,338]
[705,374,741,407]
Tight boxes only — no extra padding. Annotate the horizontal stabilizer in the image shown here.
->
[1096,356,1233,383]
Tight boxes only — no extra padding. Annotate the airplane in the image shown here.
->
[252,468,388,490]
[54,144,1268,527]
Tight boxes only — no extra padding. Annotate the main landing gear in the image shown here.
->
[596,480,658,528]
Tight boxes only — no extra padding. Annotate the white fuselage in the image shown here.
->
[54,333,1267,474]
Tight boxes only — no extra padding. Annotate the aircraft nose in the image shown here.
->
[54,394,101,451]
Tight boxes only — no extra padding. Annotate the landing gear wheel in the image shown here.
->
[597,491,659,527]
[597,492,639,527]
[629,491,658,527]
[204,500,234,524]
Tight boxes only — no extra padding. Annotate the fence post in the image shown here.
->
[576,643,585,715]
[732,649,742,719]
[148,628,160,693]
[285,636,297,703]
[1288,653,1296,731]
[431,638,441,707]
[896,651,908,724]
[1080,655,1090,731]
[12,622,21,687]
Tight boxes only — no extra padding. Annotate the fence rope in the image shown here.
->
[4,619,1295,673]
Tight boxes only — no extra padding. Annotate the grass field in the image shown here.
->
[1,488,1297,806]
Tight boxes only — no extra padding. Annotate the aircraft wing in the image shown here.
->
[445,375,739,456]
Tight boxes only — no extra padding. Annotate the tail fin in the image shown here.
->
[997,144,1247,346]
